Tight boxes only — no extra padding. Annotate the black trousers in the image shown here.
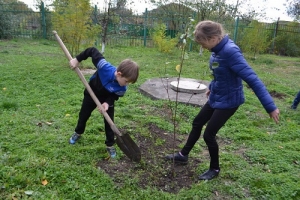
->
[181,102,238,170]
[75,89,115,146]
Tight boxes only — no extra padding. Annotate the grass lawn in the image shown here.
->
[0,38,299,199]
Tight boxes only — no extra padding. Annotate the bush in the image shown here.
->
[0,4,13,39]
[273,22,300,57]
[239,20,271,58]
[150,23,178,53]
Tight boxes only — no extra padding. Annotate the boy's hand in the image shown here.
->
[69,58,79,69]
[97,103,109,114]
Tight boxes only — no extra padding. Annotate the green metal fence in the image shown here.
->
[1,2,300,56]
[0,2,48,39]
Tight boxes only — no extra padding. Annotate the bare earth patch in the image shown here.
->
[96,123,235,194]
[96,123,202,193]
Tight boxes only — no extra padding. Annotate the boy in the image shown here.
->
[291,90,300,109]
[68,47,139,158]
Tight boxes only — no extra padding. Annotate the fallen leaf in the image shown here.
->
[175,65,181,72]
[214,191,219,196]
[42,179,48,186]
[293,160,298,165]
[45,122,52,125]
[65,114,70,117]
[3,87,6,91]
[25,190,34,195]
[36,122,43,127]
[279,146,283,149]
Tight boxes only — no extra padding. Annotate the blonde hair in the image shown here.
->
[117,59,139,83]
[194,20,225,44]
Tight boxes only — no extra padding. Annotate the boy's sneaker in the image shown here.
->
[69,133,81,144]
[106,146,116,158]
[165,152,188,164]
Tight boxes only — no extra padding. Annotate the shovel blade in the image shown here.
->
[115,134,141,162]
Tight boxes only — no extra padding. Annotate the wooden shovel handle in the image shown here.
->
[53,30,122,136]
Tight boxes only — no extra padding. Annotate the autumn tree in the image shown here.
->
[93,0,131,53]
[150,1,195,33]
[148,0,241,47]
[287,0,300,21]
[52,0,101,56]
[192,0,239,22]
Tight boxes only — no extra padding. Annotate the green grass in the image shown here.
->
[0,38,300,199]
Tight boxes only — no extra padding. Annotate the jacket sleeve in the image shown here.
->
[228,49,277,113]
[105,95,120,106]
[76,47,104,67]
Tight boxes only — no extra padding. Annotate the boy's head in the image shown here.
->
[116,59,139,86]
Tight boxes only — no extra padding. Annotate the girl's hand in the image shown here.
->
[205,90,210,98]
[269,108,280,124]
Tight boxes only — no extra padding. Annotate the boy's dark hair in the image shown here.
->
[117,59,139,83]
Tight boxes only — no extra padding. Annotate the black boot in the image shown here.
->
[165,152,188,164]
[198,169,220,180]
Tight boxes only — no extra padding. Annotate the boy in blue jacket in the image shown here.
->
[165,20,280,180]
[68,47,139,158]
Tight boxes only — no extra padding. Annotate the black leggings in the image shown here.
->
[181,102,238,170]
[75,89,115,146]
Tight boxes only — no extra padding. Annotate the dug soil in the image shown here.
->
[96,123,218,194]
[96,75,287,194]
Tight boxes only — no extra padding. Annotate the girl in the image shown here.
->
[165,20,280,180]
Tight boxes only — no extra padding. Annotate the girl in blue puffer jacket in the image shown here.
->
[165,20,280,180]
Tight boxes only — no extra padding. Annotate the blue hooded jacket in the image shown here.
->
[208,35,277,113]
[75,47,126,106]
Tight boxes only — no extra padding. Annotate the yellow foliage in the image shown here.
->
[41,179,48,186]
[175,64,181,72]
[151,23,178,53]
[52,0,101,56]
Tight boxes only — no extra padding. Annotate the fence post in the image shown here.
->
[41,1,46,39]
[189,11,196,51]
[143,8,148,47]
[94,5,98,46]
[233,16,239,43]
[271,18,280,53]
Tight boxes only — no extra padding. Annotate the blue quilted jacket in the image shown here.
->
[208,35,277,113]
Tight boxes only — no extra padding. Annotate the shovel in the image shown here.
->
[53,31,141,162]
